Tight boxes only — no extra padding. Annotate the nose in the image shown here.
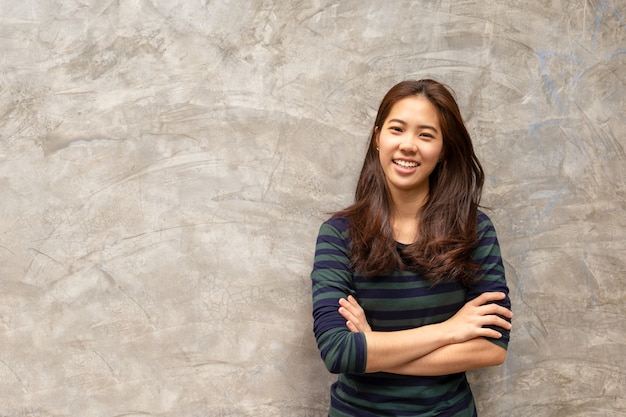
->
[399,134,418,153]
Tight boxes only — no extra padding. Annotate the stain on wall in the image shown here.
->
[0,0,624,415]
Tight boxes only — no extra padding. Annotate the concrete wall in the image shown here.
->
[1,0,624,415]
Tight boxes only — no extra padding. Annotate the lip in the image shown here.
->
[392,159,420,170]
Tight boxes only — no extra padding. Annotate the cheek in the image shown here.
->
[429,144,444,161]
[377,149,386,167]
[376,135,391,154]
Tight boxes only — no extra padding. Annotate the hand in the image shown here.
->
[442,292,513,343]
[338,295,372,333]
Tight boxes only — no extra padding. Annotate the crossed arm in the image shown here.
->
[338,292,512,375]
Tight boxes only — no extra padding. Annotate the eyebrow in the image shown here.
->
[387,119,439,134]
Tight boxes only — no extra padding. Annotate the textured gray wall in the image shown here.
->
[1,0,624,416]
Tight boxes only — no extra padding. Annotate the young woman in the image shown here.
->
[311,79,512,417]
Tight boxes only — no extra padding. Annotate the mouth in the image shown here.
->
[393,159,419,168]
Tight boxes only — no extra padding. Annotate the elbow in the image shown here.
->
[319,348,352,374]
[316,331,367,374]
[323,356,344,374]
[320,342,365,374]
[488,346,507,367]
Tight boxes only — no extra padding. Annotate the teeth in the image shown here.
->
[394,160,418,168]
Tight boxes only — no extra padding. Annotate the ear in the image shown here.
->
[374,126,380,148]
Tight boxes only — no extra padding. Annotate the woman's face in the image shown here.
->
[376,95,444,202]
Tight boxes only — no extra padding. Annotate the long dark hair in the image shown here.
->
[336,79,485,286]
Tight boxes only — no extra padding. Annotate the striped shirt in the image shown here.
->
[311,211,510,417]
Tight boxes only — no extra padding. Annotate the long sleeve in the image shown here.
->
[466,211,511,349]
[311,219,367,374]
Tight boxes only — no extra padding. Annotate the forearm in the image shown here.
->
[384,337,507,376]
[362,322,454,373]
[346,293,511,374]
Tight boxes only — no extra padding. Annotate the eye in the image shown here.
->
[389,126,403,133]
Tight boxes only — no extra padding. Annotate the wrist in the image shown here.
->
[432,321,458,345]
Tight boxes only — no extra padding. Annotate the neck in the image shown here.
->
[389,188,429,220]
[389,188,429,244]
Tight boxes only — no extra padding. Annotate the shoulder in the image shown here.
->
[476,209,497,234]
[319,215,350,236]
[474,209,501,250]
[477,209,492,225]
[475,209,500,248]
[313,216,353,263]
[315,215,351,247]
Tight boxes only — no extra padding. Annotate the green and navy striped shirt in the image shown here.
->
[311,211,510,417]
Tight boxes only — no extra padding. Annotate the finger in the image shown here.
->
[339,298,360,317]
[478,303,513,319]
[482,292,506,302]
[345,320,359,333]
[499,318,513,330]
[481,314,512,330]
[340,296,358,309]
[474,292,506,305]
[494,306,513,320]
[339,298,356,315]
[492,316,513,330]
[338,306,352,321]
[340,308,359,328]
[342,296,372,332]
[346,295,364,312]
[480,328,503,339]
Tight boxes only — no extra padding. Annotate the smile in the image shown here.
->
[393,159,419,168]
